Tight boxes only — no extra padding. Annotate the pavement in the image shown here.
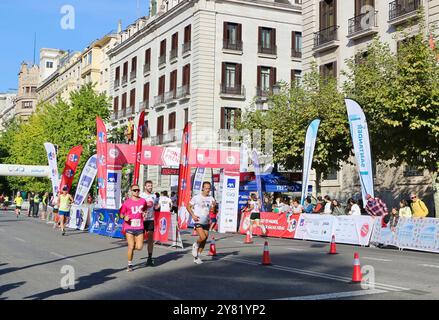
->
[1,209,439,300]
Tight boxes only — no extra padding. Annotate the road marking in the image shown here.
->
[136,284,180,300]
[419,264,439,269]
[222,257,409,292]
[363,257,392,262]
[274,289,388,300]
[285,248,305,252]
[14,237,26,243]
[50,252,77,263]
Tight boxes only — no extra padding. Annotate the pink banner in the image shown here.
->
[133,111,145,185]
[239,212,301,239]
[153,211,171,243]
[96,117,108,205]
[177,122,192,229]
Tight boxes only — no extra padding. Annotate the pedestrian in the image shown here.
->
[273,196,283,213]
[14,192,23,218]
[33,193,41,218]
[323,195,332,214]
[331,199,345,216]
[158,190,173,214]
[3,194,9,210]
[0,193,4,210]
[247,192,267,239]
[170,191,178,214]
[28,192,34,217]
[410,193,429,218]
[290,198,304,214]
[365,194,388,217]
[41,192,49,220]
[398,199,412,218]
[209,202,218,232]
[347,198,361,216]
[303,196,314,213]
[388,208,399,231]
[120,184,147,272]
[57,186,73,236]
[139,180,158,266]
[312,196,325,213]
[186,181,217,264]
[87,194,93,205]
[264,194,273,213]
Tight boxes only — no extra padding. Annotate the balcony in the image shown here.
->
[389,0,420,25]
[348,11,379,40]
[255,86,272,98]
[291,49,302,60]
[158,55,166,68]
[139,100,149,112]
[169,48,178,62]
[110,111,118,121]
[143,63,150,75]
[164,90,177,104]
[177,84,190,99]
[117,108,125,119]
[182,41,191,56]
[150,130,182,146]
[114,79,120,89]
[154,94,165,107]
[313,25,340,53]
[220,84,245,99]
[125,106,135,117]
[223,39,243,53]
[130,70,136,82]
[258,45,277,57]
[121,75,128,86]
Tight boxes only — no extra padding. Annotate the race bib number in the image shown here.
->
[131,219,141,227]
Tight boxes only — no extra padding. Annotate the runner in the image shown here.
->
[14,192,24,218]
[57,186,73,236]
[120,184,147,272]
[186,181,217,264]
[158,191,173,213]
[248,193,267,239]
[139,180,158,266]
[41,192,49,220]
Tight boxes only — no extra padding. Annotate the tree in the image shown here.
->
[238,66,352,193]
[343,25,439,215]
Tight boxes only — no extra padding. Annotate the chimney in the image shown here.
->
[117,20,122,33]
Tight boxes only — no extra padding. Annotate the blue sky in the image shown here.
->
[0,0,150,92]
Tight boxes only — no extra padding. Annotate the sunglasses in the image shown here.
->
[132,189,140,192]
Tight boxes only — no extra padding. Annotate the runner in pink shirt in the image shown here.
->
[120,184,147,272]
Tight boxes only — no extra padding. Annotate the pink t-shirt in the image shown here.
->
[120,198,147,231]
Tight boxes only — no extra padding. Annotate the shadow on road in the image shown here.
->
[0,281,26,299]
[24,268,122,300]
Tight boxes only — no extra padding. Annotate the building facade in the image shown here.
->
[108,0,303,189]
[0,93,16,131]
[302,0,438,215]
[15,63,39,122]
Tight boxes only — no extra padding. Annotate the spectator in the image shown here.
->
[410,194,429,218]
[28,192,35,217]
[388,208,399,231]
[347,198,361,216]
[323,195,332,214]
[398,199,412,218]
[264,194,272,212]
[290,198,304,215]
[365,194,388,217]
[331,199,344,216]
[303,196,314,213]
[273,197,282,213]
[170,191,178,214]
[312,196,325,213]
[357,199,368,215]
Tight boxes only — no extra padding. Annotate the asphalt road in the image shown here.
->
[1,209,438,300]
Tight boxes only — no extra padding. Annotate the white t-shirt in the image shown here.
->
[140,192,156,221]
[292,205,304,214]
[249,200,260,213]
[349,204,361,216]
[159,196,173,212]
[324,202,332,214]
[189,194,215,225]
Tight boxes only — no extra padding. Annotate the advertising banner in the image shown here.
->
[251,150,265,212]
[332,215,375,246]
[301,119,320,205]
[239,212,301,239]
[96,117,108,207]
[154,211,171,243]
[44,143,60,199]
[294,214,335,242]
[89,208,124,238]
[106,168,122,210]
[133,111,145,185]
[192,167,206,196]
[345,99,374,207]
[218,171,240,233]
[67,205,89,230]
[73,155,97,206]
[59,145,83,193]
[177,122,192,229]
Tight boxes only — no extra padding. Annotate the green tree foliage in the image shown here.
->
[0,83,110,192]
[238,66,352,190]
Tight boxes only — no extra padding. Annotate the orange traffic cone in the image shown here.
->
[328,235,337,254]
[351,252,362,283]
[208,236,217,256]
[192,228,197,236]
[261,241,272,265]
[244,230,253,244]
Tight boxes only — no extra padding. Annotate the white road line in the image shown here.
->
[50,252,77,263]
[274,289,388,300]
[14,237,26,243]
[419,264,439,269]
[222,257,409,292]
[136,284,180,300]
[363,257,392,262]
[285,248,305,251]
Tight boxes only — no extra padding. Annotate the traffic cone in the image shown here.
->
[261,241,272,266]
[244,230,253,244]
[328,235,337,254]
[192,228,197,236]
[208,236,217,256]
[351,252,362,283]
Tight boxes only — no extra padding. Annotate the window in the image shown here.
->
[122,93,127,109]
[171,32,178,58]
[258,27,276,54]
[221,63,242,94]
[123,62,128,78]
[182,64,190,87]
[319,0,337,29]
[261,68,270,90]
[131,56,137,72]
[168,112,176,130]
[143,82,150,102]
[324,168,338,180]
[355,0,374,15]
[291,69,302,85]
[170,70,177,93]
[157,116,164,136]
[46,61,53,68]
[88,53,92,65]
[113,96,119,113]
[115,66,120,81]
[223,22,242,50]
[145,49,151,65]
[129,88,135,108]
[184,108,188,124]
[31,87,37,93]
[158,75,165,95]
[221,107,241,129]
[184,24,191,44]
[292,31,302,58]
[319,61,337,79]
[143,120,149,138]
[22,101,33,109]
[160,39,166,57]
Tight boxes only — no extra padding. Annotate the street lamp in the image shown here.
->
[255,98,264,110]
[272,82,281,95]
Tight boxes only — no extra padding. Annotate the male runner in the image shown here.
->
[139,180,158,266]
